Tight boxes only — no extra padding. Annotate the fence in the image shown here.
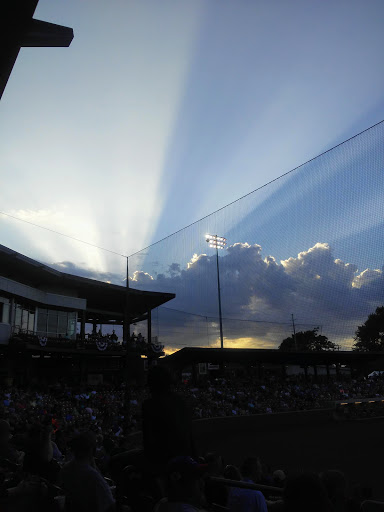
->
[2,121,384,353]
[128,121,384,352]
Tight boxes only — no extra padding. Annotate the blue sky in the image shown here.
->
[1,0,384,349]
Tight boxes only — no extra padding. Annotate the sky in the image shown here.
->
[1,0,384,350]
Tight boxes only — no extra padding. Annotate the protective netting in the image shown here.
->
[128,121,384,352]
[1,121,384,351]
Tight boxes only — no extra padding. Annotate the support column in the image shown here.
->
[147,308,152,345]
[33,307,38,335]
[80,357,87,384]
[192,364,198,385]
[9,298,15,332]
[326,364,330,380]
[123,257,130,345]
[80,311,86,340]
[123,302,130,345]
[313,365,318,379]
[92,320,97,335]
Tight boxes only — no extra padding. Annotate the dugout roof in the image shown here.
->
[161,347,384,371]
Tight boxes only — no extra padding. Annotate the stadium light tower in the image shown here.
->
[205,234,226,349]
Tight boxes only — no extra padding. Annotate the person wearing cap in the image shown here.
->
[154,456,209,512]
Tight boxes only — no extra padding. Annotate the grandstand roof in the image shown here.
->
[162,346,384,370]
[1,0,74,100]
[0,244,175,323]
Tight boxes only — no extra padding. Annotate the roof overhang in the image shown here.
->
[1,0,74,100]
[0,245,175,322]
[161,347,384,370]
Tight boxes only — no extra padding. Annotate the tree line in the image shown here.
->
[278,306,384,352]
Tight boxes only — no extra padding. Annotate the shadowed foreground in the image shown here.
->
[194,409,384,499]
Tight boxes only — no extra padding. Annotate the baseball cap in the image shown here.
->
[167,456,208,479]
[273,469,286,482]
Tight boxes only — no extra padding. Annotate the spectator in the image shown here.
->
[23,423,60,483]
[224,465,242,482]
[142,367,196,479]
[59,431,115,512]
[0,419,23,465]
[241,457,263,485]
[204,452,228,507]
[227,457,268,512]
[320,469,359,512]
[154,456,209,512]
[283,472,332,512]
[272,470,286,488]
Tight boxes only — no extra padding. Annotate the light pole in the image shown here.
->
[206,234,226,349]
[124,256,131,429]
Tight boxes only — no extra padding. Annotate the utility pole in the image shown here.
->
[291,313,298,351]
[124,256,131,430]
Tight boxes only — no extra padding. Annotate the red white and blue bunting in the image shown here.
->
[96,339,108,351]
[39,336,48,347]
[151,343,164,353]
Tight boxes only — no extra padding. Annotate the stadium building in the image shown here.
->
[0,244,175,385]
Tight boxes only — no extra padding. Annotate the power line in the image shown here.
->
[1,119,383,258]
[128,119,384,257]
[0,211,127,258]
[160,306,321,326]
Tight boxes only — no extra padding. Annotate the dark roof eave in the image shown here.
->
[161,347,383,368]
[0,244,175,306]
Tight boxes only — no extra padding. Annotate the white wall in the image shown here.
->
[0,276,86,310]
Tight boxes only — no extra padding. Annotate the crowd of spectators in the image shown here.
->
[0,370,382,510]
[186,374,384,418]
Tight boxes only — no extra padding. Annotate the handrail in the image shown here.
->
[208,476,283,496]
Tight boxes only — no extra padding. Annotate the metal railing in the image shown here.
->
[208,476,283,497]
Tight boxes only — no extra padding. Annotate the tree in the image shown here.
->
[353,306,384,352]
[278,328,336,352]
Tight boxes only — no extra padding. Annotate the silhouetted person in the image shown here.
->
[23,423,60,483]
[60,431,115,512]
[204,452,228,507]
[320,470,359,512]
[283,473,332,512]
[0,420,22,465]
[142,366,196,485]
[227,456,267,512]
[154,456,209,511]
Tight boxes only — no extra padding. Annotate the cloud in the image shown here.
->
[131,242,384,349]
[131,270,154,285]
[46,242,384,351]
